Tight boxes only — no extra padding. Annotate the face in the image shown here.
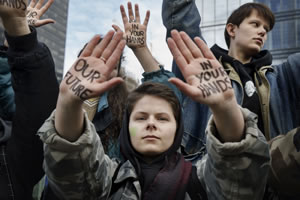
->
[229,10,270,56]
[129,95,177,159]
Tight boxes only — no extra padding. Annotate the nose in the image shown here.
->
[258,26,266,37]
[146,116,157,131]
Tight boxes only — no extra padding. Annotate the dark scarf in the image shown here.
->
[119,107,192,200]
[211,45,272,133]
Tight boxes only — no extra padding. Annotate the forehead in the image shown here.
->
[132,95,173,114]
[243,10,270,27]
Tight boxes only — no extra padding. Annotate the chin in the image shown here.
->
[248,46,261,55]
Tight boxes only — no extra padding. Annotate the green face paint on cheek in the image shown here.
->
[129,127,137,137]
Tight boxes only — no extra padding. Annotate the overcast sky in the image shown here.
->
[64,0,172,82]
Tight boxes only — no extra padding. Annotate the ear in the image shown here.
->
[226,23,236,38]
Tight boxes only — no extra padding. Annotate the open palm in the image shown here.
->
[167,30,234,106]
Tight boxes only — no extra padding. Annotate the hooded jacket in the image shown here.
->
[39,104,270,200]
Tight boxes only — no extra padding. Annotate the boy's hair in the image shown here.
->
[126,82,180,123]
[224,3,275,48]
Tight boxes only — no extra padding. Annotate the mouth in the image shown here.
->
[253,38,263,45]
[142,135,160,140]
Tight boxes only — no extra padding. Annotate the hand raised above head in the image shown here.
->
[0,0,27,18]
[60,30,126,102]
[27,0,55,27]
[167,30,234,107]
[116,1,150,49]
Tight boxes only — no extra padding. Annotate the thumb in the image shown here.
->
[34,18,55,27]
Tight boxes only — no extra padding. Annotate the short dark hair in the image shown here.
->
[126,82,180,124]
[224,3,275,48]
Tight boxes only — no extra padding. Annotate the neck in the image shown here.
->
[228,46,252,64]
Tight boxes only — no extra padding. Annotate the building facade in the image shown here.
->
[0,0,69,82]
[255,0,300,64]
[196,0,300,64]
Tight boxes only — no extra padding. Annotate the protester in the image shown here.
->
[162,0,300,198]
[0,0,59,199]
[37,19,270,198]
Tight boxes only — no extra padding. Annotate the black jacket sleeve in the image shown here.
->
[5,26,59,200]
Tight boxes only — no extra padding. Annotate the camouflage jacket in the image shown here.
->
[39,108,270,200]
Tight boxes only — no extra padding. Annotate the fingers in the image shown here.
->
[89,30,113,57]
[120,5,128,25]
[39,0,54,15]
[99,31,124,59]
[143,10,150,26]
[170,30,194,63]
[105,37,126,74]
[134,4,140,23]
[127,2,134,22]
[28,0,37,8]
[35,0,45,9]
[167,36,188,69]
[80,34,103,57]
[112,24,121,32]
[93,77,123,95]
[194,37,216,60]
[34,18,55,27]
[180,31,204,58]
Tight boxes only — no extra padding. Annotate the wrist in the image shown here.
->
[132,46,148,53]
[2,17,30,36]
[59,83,84,106]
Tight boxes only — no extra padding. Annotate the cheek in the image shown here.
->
[129,127,138,138]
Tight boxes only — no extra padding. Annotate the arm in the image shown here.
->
[0,1,59,198]
[162,0,204,41]
[39,31,125,199]
[55,31,125,141]
[268,128,300,196]
[162,0,204,81]
[114,2,183,102]
[167,30,243,142]
[196,108,270,199]
[114,2,159,73]
[0,0,55,119]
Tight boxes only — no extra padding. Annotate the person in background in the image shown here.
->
[162,0,300,198]
[0,0,59,199]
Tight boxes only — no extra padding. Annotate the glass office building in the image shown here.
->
[0,0,69,82]
[196,0,300,64]
[255,0,300,64]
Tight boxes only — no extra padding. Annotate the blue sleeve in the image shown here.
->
[142,66,183,104]
[0,55,15,120]
[162,0,205,81]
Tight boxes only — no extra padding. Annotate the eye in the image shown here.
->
[136,117,146,120]
[251,21,259,27]
[158,116,169,121]
[134,115,147,121]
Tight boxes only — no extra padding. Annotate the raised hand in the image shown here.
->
[0,0,30,36]
[168,30,244,142]
[115,1,150,49]
[0,0,27,18]
[27,0,55,27]
[167,30,234,107]
[60,30,126,102]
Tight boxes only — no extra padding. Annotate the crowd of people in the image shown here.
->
[0,0,299,200]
